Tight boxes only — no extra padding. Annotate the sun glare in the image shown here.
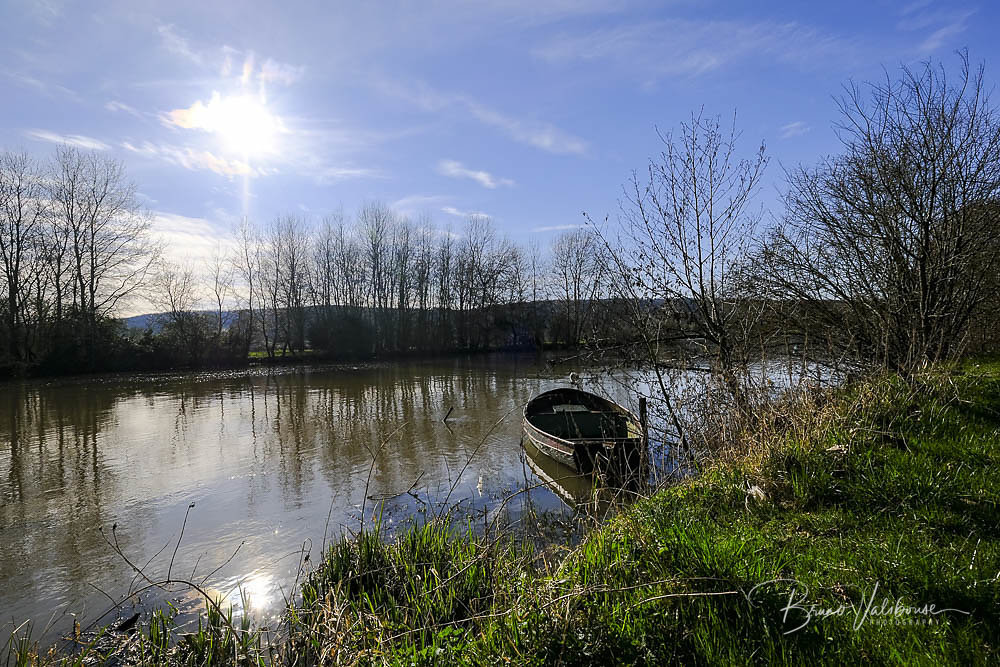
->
[174,91,283,158]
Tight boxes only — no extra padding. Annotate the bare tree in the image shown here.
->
[412,218,435,350]
[359,202,394,348]
[153,261,203,359]
[312,212,339,310]
[763,52,1000,374]
[255,218,285,358]
[434,225,455,348]
[277,215,310,354]
[208,244,233,340]
[48,147,158,322]
[550,228,603,346]
[391,217,414,350]
[596,111,768,398]
[0,151,47,364]
[231,217,259,356]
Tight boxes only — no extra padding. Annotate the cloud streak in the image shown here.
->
[105,100,141,116]
[533,19,862,83]
[315,166,383,184]
[531,223,586,232]
[437,159,513,188]
[123,141,259,178]
[260,58,305,85]
[3,70,80,101]
[380,80,588,155]
[157,24,203,65]
[442,205,490,219]
[779,121,810,139]
[391,194,451,217]
[25,129,109,150]
[151,210,233,267]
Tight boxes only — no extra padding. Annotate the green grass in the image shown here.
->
[6,360,1000,665]
[283,361,1000,665]
[247,349,320,359]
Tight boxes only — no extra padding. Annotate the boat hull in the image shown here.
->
[522,387,644,477]
[523,418,583,471]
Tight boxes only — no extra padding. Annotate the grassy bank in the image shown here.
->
[7,361,1000,665]
[281,361,1000,665]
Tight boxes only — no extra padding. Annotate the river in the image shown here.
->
[1,354,627,642]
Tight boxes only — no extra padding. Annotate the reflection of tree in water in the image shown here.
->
[1,381,117,508]
[263,373,317,504]
[239,362,532,509]
[0,357,558,641]
[0,380,161,630]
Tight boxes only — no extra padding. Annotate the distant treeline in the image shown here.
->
[138,204,619,370]
[0,162,613,376]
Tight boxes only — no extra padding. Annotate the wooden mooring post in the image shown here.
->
[638,396,649,484]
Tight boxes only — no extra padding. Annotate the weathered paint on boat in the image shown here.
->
[522,387,643,475]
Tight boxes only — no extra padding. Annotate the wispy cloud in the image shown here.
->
[531,223,586,232]
[315,166,383,184]
[437,159,513,188]
[151,210,233,268]
[156,25,304,101]
[260,58,305,86]
[22,0,63,25]
[3,69,79,101]
[224,50,305,100]
[779,121,810,139]
[467,101,587,155]
[900,0,933,15]
[123,141,258,178]
[392,194,451,217]
[105,100,141,117]
[380,80,588,155]
[919,21,968,52]
[25,129,109,150]
[140,210,238,312]
[453,0,628,27]
[533,19,861,83]
[895,3,974,54]
[442,205,490,219]
[157,24,203,65]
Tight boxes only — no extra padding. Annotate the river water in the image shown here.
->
[1,354,622,641]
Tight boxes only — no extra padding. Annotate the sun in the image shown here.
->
[168,91,283,158]
[211,94,281,157]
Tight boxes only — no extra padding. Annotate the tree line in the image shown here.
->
[149,206,605,369]
[0,150,605,375]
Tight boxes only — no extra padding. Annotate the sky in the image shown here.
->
[0,0,995,273]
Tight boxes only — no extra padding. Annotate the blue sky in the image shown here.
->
[1,0,994,267]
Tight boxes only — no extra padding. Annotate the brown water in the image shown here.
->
[0,354,612,640]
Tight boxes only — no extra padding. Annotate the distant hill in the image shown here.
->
[122,312,162,331]
[122,310,238,332]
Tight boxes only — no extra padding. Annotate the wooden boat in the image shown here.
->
[523,388,643,476]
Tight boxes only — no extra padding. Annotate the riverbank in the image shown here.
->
[7,360,1000,664]
[278,360,1000,664]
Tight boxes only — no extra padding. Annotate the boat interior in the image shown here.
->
[528,390,638,441]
